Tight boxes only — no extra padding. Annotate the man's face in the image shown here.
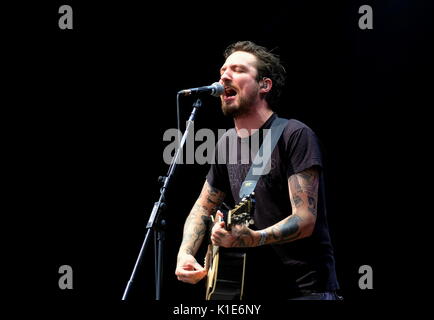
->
[219,51,260,117]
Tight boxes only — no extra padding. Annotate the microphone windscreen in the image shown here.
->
[211,82,224,97]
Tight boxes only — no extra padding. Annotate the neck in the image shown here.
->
[233,105,274,138]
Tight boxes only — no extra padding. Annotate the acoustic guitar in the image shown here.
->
[204,193,255,300]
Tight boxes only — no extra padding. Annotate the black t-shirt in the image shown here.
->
[206,113,339,299]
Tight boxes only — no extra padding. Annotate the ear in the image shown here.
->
[259,78,272,93]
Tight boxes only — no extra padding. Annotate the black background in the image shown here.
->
[4,0,433,314]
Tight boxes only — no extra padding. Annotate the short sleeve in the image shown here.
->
[206,163,230,195]
[205,131,233,195]
[286,126,323,178]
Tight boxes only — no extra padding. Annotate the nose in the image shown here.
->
[220,69,232,82]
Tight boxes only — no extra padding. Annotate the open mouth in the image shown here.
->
[223,87,237,100]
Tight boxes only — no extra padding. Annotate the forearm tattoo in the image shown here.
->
[231,228,256,247]
[179,182,225,257]
[179,205,209,256]
[269,214,303,244]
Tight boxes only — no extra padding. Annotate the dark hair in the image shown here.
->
[223,41,286,110]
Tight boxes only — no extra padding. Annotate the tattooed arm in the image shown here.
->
[211,167,319,248]
[175,180,225,284]
[258,167,319,245]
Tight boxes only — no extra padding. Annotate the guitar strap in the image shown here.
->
[239,116,288,199]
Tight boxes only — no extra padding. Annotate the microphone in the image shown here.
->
[178,82,224,97]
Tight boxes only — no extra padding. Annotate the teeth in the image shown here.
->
[224,87,236,97]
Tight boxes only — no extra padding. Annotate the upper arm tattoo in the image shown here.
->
[262,168,319,245]
[288,167,319,217]
[203,183,226,214]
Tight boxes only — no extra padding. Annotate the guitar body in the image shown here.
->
[206,248,247,300]
[204,194,255,300]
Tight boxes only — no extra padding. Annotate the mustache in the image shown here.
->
[222,81,237,90]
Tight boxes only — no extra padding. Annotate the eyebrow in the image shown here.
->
[220,64,248,73]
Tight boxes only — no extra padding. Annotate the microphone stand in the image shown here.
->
[122,97,203,300]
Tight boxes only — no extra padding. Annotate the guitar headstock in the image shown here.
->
[226,193,255,230]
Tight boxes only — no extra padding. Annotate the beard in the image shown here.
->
[221,88,259,118]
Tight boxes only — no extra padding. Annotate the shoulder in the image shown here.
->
[280,118,318,140]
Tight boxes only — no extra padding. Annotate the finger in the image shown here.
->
[180,268,205,276]
[211,234,218,245]
[212,221,225,233]
[177,269,207,283]
[181,275,205,284]
[193,261,205,271]
[232,223,243,230]
[216,211,224,221]
[181,263,197,271]
[211,232,222,244]
[180,261,205,271]
[211,233,225,246]
[177,274,196,284]
[232,224,244,233]
[214,228,227,237]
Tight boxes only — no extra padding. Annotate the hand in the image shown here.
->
[211,211,259,248]
[175,253,207,284]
